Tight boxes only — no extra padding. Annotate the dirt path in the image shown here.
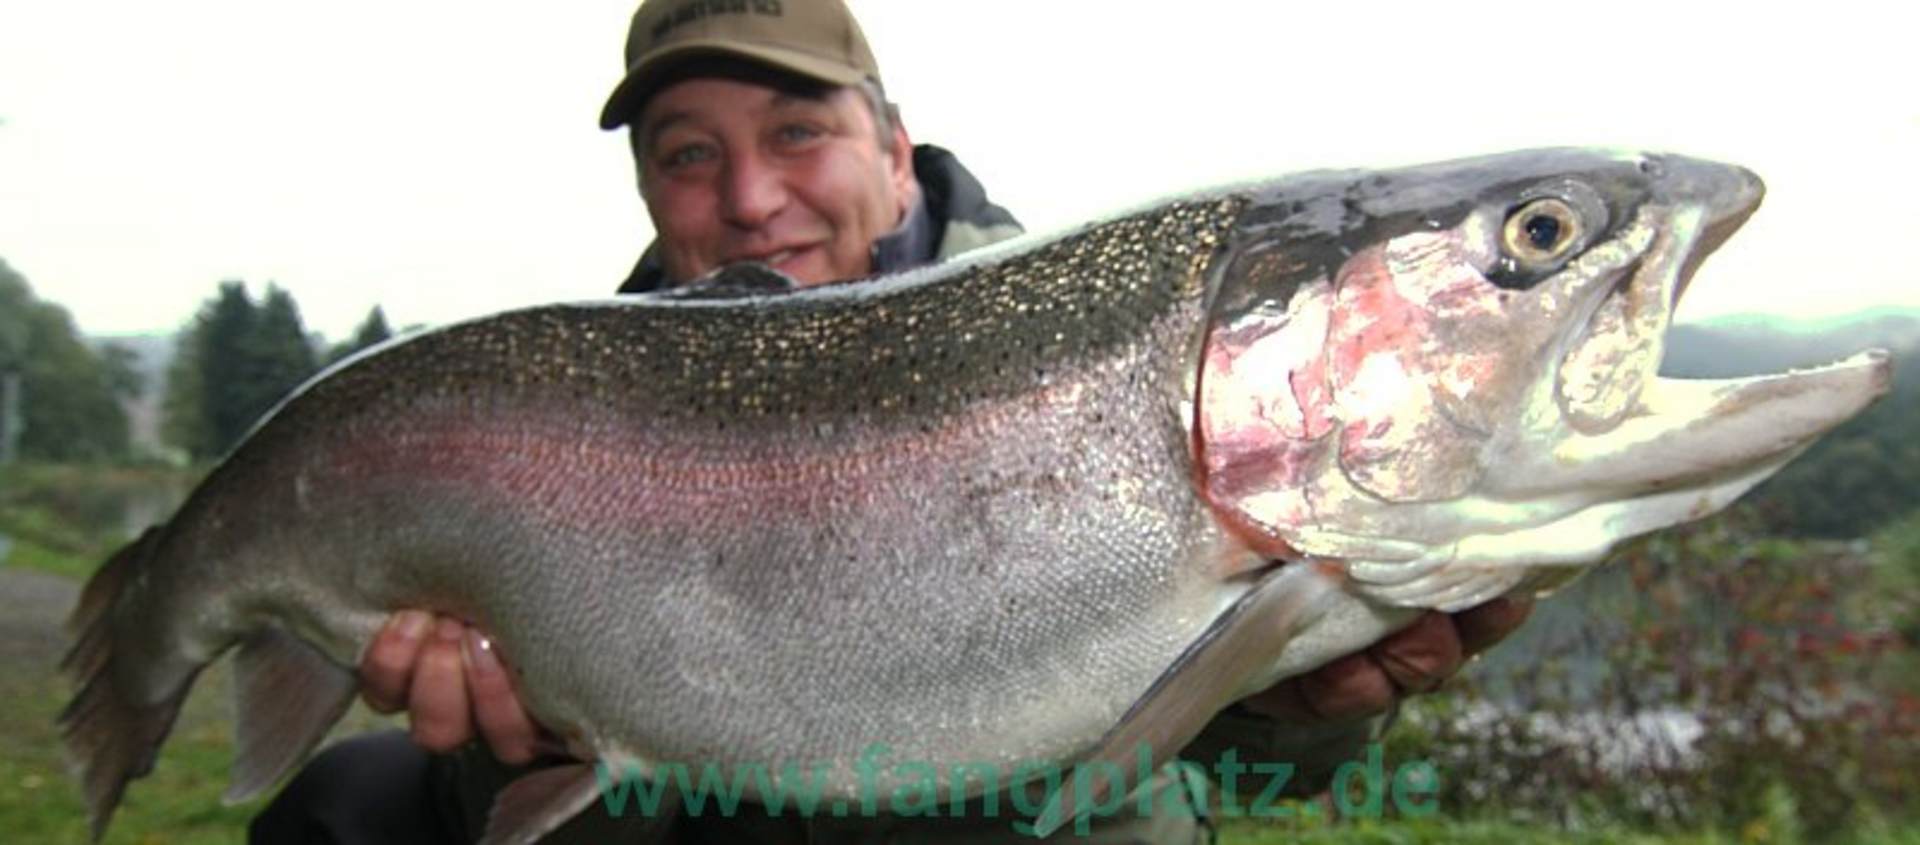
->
[0,566,78,676]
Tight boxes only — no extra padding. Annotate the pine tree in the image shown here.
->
[243,284,319,425]
[327,306,393,364]
[198,281,261,456]
[160,281,324,459]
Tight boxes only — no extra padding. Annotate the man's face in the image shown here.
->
[635,77,915,287]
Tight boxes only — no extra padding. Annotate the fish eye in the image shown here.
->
[1501,198,1581,267]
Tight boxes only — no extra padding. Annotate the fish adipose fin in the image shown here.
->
[224,628,359,803]
[1023,562,1340,838]
[58,527,195,841]
[479,762,604,845]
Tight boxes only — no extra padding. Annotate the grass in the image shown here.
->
[1218,809,1920,844]
[0,648,262,844]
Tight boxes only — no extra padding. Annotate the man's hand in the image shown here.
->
[359,611,543,765]
[1237,596,1534,721]
[361,596,1534,764]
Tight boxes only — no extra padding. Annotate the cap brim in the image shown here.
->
[598,41,869,130]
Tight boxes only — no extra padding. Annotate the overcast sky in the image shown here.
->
[2,1,1914,340]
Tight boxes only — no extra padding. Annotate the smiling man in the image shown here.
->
[607,2,1020,294]
[251,1,1529,842]
[625,73,917,286]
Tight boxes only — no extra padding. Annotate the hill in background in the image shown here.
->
[1664,307,1920,378]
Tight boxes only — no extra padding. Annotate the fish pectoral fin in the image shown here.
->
[1023,563,1341,839]
[224,628,358,804]
[479,762,604,845]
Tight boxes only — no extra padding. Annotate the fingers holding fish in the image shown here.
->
[1299,652,1402,720]
[1350,597,1533,701]
[1454,594,1534,656]
[1239,651,1395,723]
[406,618,474,753]
[1234,598,1522,725]
[360,610,433,714]
[462,629,541,766]
[1365,611,1463,695]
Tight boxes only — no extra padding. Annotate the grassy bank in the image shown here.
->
[0,462,200,578]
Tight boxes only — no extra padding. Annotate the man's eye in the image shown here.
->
[660,143,716,170]
[774,124,822,145]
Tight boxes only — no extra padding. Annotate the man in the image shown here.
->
[255,1,1531,841]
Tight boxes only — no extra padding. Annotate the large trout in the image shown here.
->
[63,149,1890,841]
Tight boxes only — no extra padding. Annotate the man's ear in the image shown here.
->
[887,120,916,203]
[629,125,651,197]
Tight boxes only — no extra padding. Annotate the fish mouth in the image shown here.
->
[1530,157,1892,499]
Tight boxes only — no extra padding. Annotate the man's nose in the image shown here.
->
[720,152,786,228]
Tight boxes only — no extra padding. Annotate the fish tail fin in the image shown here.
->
[58,526,196,842]
[58,526,362,832]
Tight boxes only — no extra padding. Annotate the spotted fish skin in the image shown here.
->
[61,149,1889,843]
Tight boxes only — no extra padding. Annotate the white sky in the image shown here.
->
[2,1,1915,340]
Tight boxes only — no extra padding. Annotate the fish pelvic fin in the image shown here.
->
[1023,562,1342,838]
[224,628,359,804]
[479,762,607,845]
[58,526,194,842]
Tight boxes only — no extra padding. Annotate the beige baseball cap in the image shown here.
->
[599,0,882,130]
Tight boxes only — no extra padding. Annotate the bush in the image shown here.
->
[1388,507,1919,839]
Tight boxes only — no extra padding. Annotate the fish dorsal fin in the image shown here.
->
[1022,562,1341,838]
[651,262,800,301]
[224,628,359,804]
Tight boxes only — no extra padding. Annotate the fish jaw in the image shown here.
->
[1355,353,1891,610]
[1501,351,1892,499]
[1194,150,1892,610]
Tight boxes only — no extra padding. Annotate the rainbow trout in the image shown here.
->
[63,149,1889,842]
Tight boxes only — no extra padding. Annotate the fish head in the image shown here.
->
[1195,149,1890,609]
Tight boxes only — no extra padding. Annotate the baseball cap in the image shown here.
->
[599,0,882,130]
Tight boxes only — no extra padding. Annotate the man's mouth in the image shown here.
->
[729,245,813,269]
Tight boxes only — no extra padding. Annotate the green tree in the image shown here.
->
[0,260,28,366]
[327,306,392,364]
[161,316,210,459]
[20,304,132,461]
[0,259,131,461]
[198,281,261,456]
[99,342,143,401]
[1747,355,1920,538]
[161,281,322,459]
[1,260,32,464]
[241,284,319,423]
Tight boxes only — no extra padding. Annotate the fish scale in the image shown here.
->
[62,149,1889,843]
